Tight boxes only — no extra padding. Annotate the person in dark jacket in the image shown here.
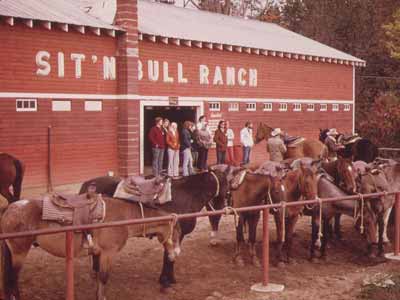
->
[214,120,228,164]
[148,117,165,176]
[181,121,194,176]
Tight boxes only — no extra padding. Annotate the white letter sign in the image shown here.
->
[36,51,51,76]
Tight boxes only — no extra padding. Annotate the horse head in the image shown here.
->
[297,161,319,200]
[319,128,329,143]
[336,157,357,194]
[208,164,235,208]
[255,122,273,144]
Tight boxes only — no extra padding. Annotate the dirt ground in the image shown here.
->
[11,194,400,300]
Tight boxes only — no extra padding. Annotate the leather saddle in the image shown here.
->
[42,193,105,225]
[114,175,172,205]
[284,136,305,147]
[338,133,361,145]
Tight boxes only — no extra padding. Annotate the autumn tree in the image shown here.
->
[383,8,400,60]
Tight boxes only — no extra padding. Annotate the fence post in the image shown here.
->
[66,231,74,300]
[250,208,284,293]
[385,192,400,260]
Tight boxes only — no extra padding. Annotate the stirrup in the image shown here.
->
[83,233,94,250]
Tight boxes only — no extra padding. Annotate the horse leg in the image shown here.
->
[96,252,113,300]
[382,206,392,244]
[207,204,222,246]
[285,215,299,265]
[248,213,261,267]
[320,217,330,260]
[377,215,385,257]
[273,213,285,267]
[310,215,318,262]
[234,215,245,267]
[334,213,343,240]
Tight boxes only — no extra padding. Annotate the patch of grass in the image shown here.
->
[358,274,400,300]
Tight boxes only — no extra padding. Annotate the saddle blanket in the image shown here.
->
[113,177,172,205]
[42,193,105,225]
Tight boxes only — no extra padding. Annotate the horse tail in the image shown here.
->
[12,158,25,201]
[1,241,14,298]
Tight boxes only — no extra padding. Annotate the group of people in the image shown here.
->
[148,116,259,177]
[148,116,345,178]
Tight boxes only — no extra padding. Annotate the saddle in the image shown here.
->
[113,175,172,205]
[338,133,361,145]
[284,136,305,147]
[42,193,105,225]
[230,169,247,190]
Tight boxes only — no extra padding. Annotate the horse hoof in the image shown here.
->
[320,255,328,262]
[277,261,285,268]
[310,257,318,263]
[288,259,298,266]
[234,256,245,267]
[160,286,175,294]
[252,257,261,268]
[209,238,219,247]
[368,252,377,259]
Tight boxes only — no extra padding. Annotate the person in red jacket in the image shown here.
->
[213,120,228,164]
[148,117,165,176]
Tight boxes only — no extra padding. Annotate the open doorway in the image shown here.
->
[143,106,197,167]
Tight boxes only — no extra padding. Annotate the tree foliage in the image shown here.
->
[383,8,400,60]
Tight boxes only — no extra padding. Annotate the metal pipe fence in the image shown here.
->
[0,191,400,299]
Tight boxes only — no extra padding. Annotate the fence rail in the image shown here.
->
[1,191,400,299]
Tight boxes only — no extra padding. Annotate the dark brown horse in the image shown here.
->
[79,169,230,289]
[1,193,182,300]
[319,129,378,163]
[0,153,25,203]
[255,122,327,160]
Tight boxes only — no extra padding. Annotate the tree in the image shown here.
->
[383,8,400,60]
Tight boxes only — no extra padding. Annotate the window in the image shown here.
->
[320,104,327,111]
[307,103,315,111]
[228,102,239,111]
[279,103,288,111]
[85,100,102,112]
[246,102,256,111]
[344,104,351,111]
[52,100,71,112]
[332,104,339,112]
[263,103,272,111]
[209,102,220,111]
[16,99,37,112]
[293,103,302,112]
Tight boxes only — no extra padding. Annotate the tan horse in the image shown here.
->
[1,193,182,300]
[255,122,327,160]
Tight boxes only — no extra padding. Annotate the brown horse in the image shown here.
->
[255,122,327,160]
[1,193,182,300]
[272,162,319,266]
[0,153,25,204]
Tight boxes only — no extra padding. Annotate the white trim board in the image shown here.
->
[139,100,204,174]
[0,92,353,104]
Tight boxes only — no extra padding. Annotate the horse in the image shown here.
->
[310,174,379,261]
[0,153,25,204]
[79,169,230,289]
[1,192,182,300]
[255,122,327,160]
[319,129,378,163]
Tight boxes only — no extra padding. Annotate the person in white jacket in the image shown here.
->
[240,121,254,165]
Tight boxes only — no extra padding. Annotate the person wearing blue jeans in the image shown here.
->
[181,121,194,176]
[240,121,254,165]
[148,117,166,176]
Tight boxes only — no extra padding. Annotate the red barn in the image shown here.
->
[0,0,365,189]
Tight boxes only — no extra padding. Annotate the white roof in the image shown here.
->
[0,0,119,30]
[138,0,364,63]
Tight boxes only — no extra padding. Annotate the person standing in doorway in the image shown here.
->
[214,120,228,164]
[267,128,287,162]
[190,123,199,169]
[197,123,212,171]
[162,118,170,171]
[225,121,235,165]
[166,122,180,178]
[196,115,207,131]
[181,121,194,176]
[240,121,254,165]
[148,117,165,176]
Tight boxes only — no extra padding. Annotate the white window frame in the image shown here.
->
[293,103,302,112]
[246,102,257,111]
[85,100,103,112]
[332,104,339,112]
[307,103,315,111]
[52,100,71,112]
[16,99,37,112]
[320,104,328,112]
[209,102,221,112]
[343,104,351,111]
[263,103,273,111]
[279,103,288,112]
[228,102,239,112]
